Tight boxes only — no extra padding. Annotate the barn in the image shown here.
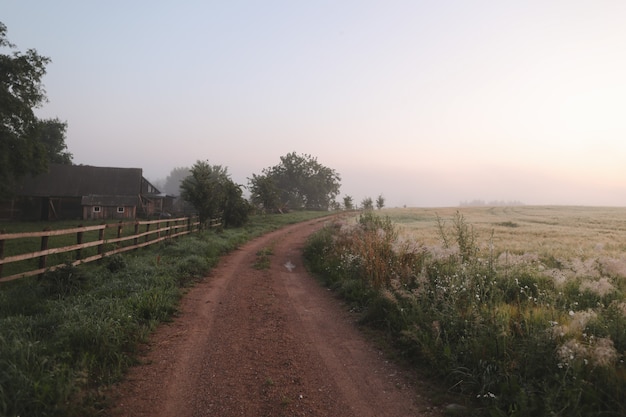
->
[4,164,171,221]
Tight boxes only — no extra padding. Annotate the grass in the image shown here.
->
[304,207,626,417]
[0,210,333,417]
[254,245,274,270]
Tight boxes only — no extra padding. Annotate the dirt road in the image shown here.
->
[108,217,443,417]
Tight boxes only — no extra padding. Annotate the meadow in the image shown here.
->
[304,206,626,417]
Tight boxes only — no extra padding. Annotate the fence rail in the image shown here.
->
[0,216,203,283]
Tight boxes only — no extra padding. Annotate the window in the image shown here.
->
[93,206,101,213]
[117,207,125,213]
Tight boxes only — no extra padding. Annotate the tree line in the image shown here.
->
[164,154,386,228]
[178,152,344,227]
[1,21,385,227]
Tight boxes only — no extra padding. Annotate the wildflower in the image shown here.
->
[591,338,618,368]
[557,339,588,365]
[569,310,597,334]
[579,277,615,297]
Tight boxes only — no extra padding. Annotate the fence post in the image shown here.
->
[39,227,50,276]
[97,226,105,257]
[76,225,83,260]
[0,232,5,278]
[117,221,123,248]
[145,223,151,243]
[134,221,139,246]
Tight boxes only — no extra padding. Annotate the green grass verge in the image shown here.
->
[0,211,333,417]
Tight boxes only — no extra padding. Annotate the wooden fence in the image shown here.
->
[0,216,203,283]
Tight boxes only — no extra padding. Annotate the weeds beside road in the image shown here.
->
[304,210,626,417]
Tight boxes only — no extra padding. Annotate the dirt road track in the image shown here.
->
[108,217,443,416]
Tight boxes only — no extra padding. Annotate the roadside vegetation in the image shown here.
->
[304,208,625,417]
[0,211,331,417]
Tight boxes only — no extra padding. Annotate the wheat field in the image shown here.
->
[384,206,626,283]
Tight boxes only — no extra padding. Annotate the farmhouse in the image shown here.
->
[2,164,171,221]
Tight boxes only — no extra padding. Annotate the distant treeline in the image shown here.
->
[459,199,525,207]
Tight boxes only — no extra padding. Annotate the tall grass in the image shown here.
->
[0,211,332,417]
[304,210,625,416]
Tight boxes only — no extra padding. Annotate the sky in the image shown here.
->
[3,1,626,207]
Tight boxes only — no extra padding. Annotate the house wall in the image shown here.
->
[47,197,82,220]
[3,197,83,221]
[83,205,136,220]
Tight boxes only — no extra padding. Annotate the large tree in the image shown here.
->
[0,23,71,197]
[249,152,341,212]
[180,160,249,227]
[35,118,72,164]
[163,166,191,196]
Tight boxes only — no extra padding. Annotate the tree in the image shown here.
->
[376,194,385,210]
[361,197,374,210]
[343,195,354,210]
[249,152,341,212]
[221,179,250,227]
[163,166,191,196]
[0,23,70,197]
[248,172,280,212]
[34,118,72,164]
[180,160,248,227]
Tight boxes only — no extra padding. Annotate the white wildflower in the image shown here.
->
[579,277,615,297]
[591,338,618,368]
[557,339,588,365]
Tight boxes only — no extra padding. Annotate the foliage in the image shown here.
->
[248,172,281,212]
[361,196,374,210]
[248,152,341,212]
[162,166,191,196]
[343,195,354,210]
[221,178,251,227]
[376,194,385,210]
[180,160,248,227]
[0,22,71,199]
[34,117,72,164]
[304,212,626,417]
[0,22,49,197]
[436,210,478,263]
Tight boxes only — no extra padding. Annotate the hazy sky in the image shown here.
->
[4,1,626,207]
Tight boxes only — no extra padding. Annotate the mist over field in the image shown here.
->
[4,2,626,208]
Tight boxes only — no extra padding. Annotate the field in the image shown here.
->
[387,205,626,270]
[304,205,626,417]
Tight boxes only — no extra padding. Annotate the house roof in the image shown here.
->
[81,195,139,206]
[16,164,147,197]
